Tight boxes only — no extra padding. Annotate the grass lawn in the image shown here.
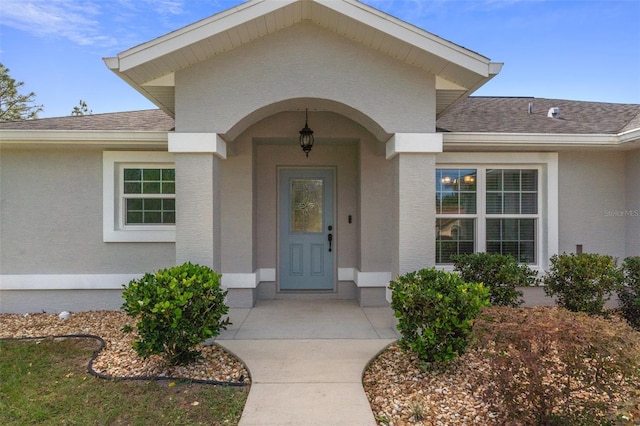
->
[0,337,248,425]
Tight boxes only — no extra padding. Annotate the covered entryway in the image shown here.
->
[106,0,502,308]
[279,168,335,291]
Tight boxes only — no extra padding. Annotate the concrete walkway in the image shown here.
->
[215,299,400,425]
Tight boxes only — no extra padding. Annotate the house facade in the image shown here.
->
[1,0,639,314]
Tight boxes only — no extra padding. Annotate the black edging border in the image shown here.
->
[0,335,248,387]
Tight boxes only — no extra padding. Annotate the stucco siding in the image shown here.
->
[220,138,254,273]
[558,151,626,258]
[396,153,437,275]
[0,148,175,275]
[175,153,221,268]
[359,138,393,272]
[175,23,436,135]
[626,149,640,256]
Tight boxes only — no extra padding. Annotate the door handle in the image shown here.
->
[328,233,333,252]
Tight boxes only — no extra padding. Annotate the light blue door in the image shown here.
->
[279,169,335,290]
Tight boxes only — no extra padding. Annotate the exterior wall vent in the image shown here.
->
[547,107,560,118]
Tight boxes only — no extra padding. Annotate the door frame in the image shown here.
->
[276,166,337,292]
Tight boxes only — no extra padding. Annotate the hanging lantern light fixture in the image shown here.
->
[299,108,314,157]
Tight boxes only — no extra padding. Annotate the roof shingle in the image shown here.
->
[0,109,174,131]
[436,97,640,134]
[1,98,639,135]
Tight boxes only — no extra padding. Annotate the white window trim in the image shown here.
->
[436,152,558,271]
[103,151,176,242]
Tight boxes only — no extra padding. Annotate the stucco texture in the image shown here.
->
[558,151,627,259]
[174,22,436,136]
[0,148,174,274]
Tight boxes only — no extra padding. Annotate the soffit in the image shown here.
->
[105,0,501,117]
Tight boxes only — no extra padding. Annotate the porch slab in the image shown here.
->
[217,299,400,340]
[214,299,399,425]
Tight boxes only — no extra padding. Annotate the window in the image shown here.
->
[103,152,176,242]
[436,169,477,263]
[123,168,175,225]
[436,167,540,264]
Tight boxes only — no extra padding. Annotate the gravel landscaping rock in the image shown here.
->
[363,344,503,426]
[0,311,249,385]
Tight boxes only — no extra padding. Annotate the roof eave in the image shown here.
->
[0,129,169,148]
[442,131,638,151]
[437,62,503,119]
[104,57,176,117]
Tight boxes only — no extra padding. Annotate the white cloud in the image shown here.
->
[1,0,118,46]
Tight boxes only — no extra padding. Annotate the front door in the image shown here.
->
[279,169,335,290]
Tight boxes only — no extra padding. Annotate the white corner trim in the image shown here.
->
[168,133,227,159]
[338,268,391,287]
[0,274,143,290]
[337,268,355,281]
[220,268,276,289]
[257,268,276,282]
[386,133,443,159]
[221,273,258,289]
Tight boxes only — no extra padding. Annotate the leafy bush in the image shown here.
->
[619,256,640,330]
[452,253,539,307]
[473,306,640,425]
[543,253,623,315]
[389,268,490,363]
[121,262,230,366]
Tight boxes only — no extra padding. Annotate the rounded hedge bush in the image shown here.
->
[452,253,539,307]
[121,262,230,366]
[543,253,623,316]
[389,267,489,363]
[619,256,640,329]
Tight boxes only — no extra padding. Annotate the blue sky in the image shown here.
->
[1,0,639,118]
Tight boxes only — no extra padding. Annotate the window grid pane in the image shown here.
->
[436,218,475,264]
[436,169,477,214]
[486,218,536,263]
[486,169,538,215]
[124,168,175,195]
[126,198,176,225]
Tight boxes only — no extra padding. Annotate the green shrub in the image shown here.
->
[473,306,640,425]
[452,253,539,307]
[619,256,640,330]
[543,253,623,315]
[389,268,490,363]
[121,262,230,366]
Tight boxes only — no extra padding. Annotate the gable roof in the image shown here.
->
[103,0,501,118]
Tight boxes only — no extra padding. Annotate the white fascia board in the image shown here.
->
[0,130,168,147]
[442,132,622,150]
[321,0,492,76]
[168,133,227,158]
[118,0,297,72]
[619,128,640,145]
[103,56,119,70]
[386,133,443,159]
